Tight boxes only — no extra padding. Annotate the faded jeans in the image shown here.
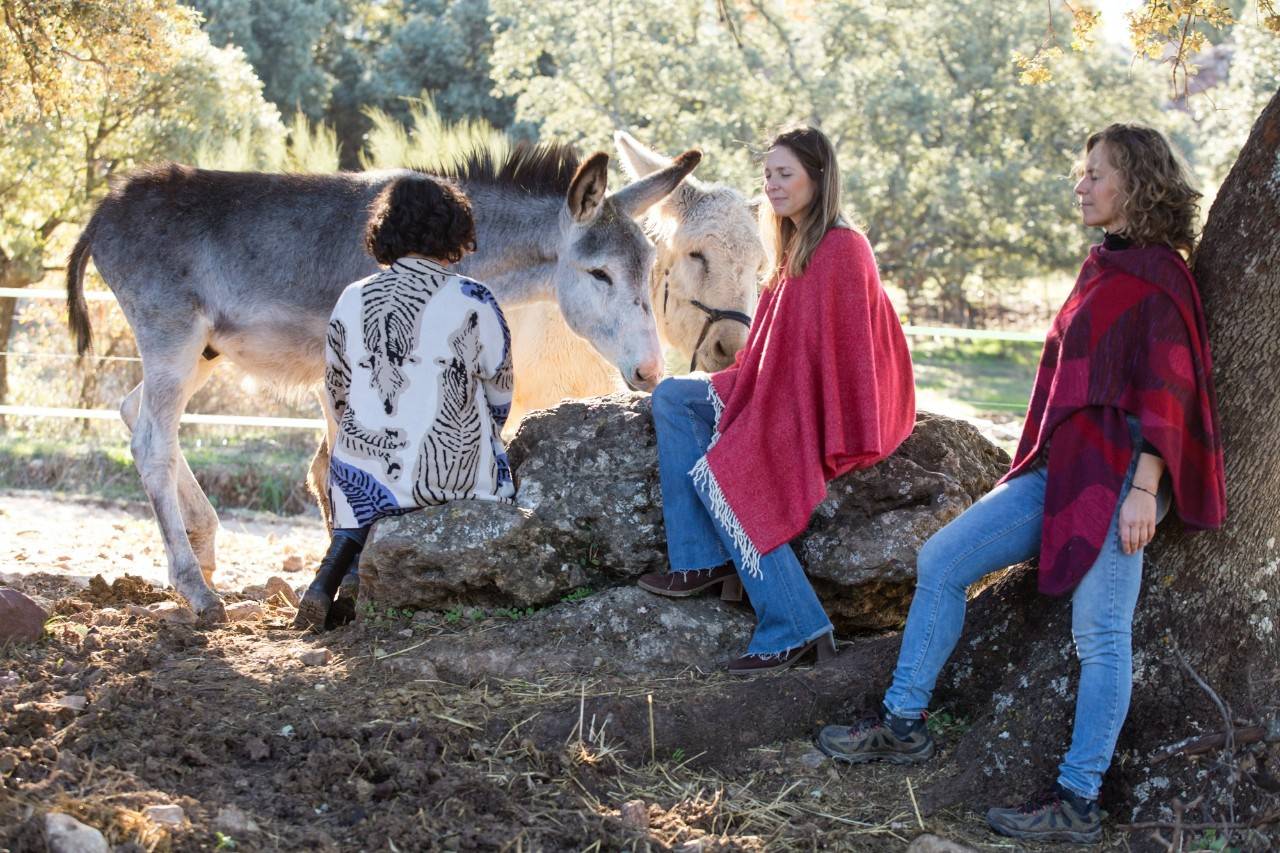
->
[883,417,1170,801]
[651,376,833,656]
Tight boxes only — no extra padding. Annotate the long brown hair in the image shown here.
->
[760,125,849,286]
[1083,124,1201,258]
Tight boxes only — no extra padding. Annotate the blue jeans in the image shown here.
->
[651,376,833,656]
[884,419,1170,800]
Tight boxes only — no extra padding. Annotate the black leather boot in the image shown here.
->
[325,566,360,630]
[293,536,362,631]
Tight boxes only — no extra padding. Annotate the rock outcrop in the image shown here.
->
[358,394,1008,633]
[379,586,756,684]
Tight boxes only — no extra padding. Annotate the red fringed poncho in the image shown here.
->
[1002,243,1226,595]
[690,227,916,577]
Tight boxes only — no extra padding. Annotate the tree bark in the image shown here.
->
[919,87,1280,828]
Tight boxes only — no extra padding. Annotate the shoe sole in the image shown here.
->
[987,823,1101,844]
[814,736,935,765]
[727,637,836,676]
[727,655,805,676]
[293,592,331,632]
[637,576,730,598]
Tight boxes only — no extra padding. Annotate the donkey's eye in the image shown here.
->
[589,268,613,286]
[689,251,707,264]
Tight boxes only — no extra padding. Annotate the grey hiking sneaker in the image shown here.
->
[815,703,935,765]
[986,782,1102,844]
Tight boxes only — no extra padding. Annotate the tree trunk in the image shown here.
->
[920,88,1280,833]
[0,296,16,408]
[0,255,36,421]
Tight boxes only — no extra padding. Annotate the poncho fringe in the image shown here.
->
[689,380,763,577]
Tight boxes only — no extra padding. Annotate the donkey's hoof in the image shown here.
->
[193,596,227,625]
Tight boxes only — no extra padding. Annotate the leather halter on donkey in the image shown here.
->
[662,276,753,372]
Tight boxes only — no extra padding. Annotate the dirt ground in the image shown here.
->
[0,489,325,594]
[0,490,1231,851]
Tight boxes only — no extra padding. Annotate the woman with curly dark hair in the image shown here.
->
[817,124,1226,843]
[295,173,515,631]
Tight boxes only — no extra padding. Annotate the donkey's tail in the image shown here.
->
[66,217,97,357]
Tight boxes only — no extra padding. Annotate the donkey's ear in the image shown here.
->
[611,149,702,220]
[614,130,671,179]
[567,152,610,224]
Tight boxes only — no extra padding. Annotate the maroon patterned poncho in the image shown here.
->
[1001,243,1226,595]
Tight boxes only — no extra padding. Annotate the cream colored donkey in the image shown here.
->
[504,133,764,427]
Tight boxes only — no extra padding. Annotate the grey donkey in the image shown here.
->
[65,144,701,622]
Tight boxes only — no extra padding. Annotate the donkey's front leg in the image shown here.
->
[129,369,226,623]
[309,391,339,535]
[306,436,333,535]
[121,363,221,587]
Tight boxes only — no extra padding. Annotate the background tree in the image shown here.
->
[188,0,343,122]
[0,0,199,121]
[361,0,515,133]
[490,0,1171,324]
[191,0,516,164]
[1188,1,1280,194]
[0,30,284,407]
[489,0,799,187]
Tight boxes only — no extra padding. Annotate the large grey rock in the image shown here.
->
[379,586,755,683]
[359,394,1007,631]
[360,394,662,611]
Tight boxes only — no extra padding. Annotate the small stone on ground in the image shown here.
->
[213,804,260,835]
[0,587,48,641]
[265,576,300,607]
[44,813,109,853]
[56,695,87,712]
[225,600,264,621]
[298,648,331,667]
[143,804,185,826]
[618,799,649,830]
[126,601,198,625]
[795,747,828,769]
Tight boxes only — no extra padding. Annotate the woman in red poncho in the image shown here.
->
[637,126,916,675]
[817,125,1226,845]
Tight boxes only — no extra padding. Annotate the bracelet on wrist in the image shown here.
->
[1131,484,1157,498]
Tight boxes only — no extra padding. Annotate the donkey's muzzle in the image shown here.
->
[623,361,663,393]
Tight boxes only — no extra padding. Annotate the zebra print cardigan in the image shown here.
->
[324,256,515,529]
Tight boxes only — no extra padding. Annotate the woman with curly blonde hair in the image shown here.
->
[817,124,1227,844]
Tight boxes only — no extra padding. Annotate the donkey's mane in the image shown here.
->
[439,142,582,196]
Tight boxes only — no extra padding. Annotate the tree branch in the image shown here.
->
[744,0,810,89]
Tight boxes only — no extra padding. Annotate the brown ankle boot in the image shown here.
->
[727,633,837,676]
[637,564,741,600]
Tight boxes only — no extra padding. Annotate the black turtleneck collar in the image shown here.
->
[1102,231,1133,251]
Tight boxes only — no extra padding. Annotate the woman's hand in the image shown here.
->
[1118,487,1158,555]
[1118,451,1167,555]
